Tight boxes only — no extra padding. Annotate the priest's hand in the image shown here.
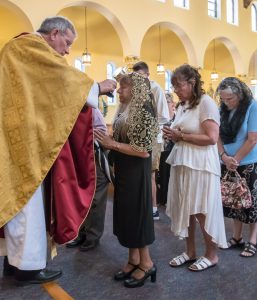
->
[98,79,116,96]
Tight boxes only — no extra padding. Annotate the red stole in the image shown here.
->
[44,106,96,244]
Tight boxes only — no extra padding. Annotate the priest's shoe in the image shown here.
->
[66,236,85,248]
[15,268,62,284]
[3,256,17,276]
[79,239,99,252]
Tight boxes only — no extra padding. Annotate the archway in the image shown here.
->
[59,1,129,56]
[203,37,243,92]
[0,0,33,49]
[140,22,196,88]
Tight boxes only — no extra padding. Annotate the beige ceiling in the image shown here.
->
[58,7,123,57]
[141,26,188,67]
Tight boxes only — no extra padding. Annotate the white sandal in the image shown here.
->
[188,256,216,272]
[169,252,196,268]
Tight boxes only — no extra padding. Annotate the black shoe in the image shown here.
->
[15,268,62,284]
[66,236,85,248]
[124,265,157,288]
[114,262,139,281]
[3,256,17,276]
[79,240,99,252]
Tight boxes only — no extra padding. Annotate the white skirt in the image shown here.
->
[166,165,227,248]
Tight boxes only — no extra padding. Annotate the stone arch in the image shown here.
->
[203,37,244,75]
[57,1,130,56]
[140,21,198,67]
[248,49,257,78]
[0,0,33,47]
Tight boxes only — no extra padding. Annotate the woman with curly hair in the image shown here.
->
[163,64,227,272]
[217,77,257,257]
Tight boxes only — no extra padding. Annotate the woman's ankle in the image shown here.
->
[204,252,218,264]
[185,249,196,259]
[138,261,153,271]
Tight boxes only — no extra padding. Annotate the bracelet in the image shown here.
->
[219,151,226,160]
[180,131,184,140]
[114,142,120,151]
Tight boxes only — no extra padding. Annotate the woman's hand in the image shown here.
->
[162,126,182,143]
[94,129,115,150]
[94,129,150,158]
[222,154,239,171]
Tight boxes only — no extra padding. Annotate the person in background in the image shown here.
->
[66,107,111,251]
[217,77,257,257]
[132,61,169,221]
[0,16,116,284]
[95,72,159,288]
[157,93,176,206]
[163,64,227,272]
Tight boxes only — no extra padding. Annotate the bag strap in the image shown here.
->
[223,171,230,180]
[223,170,241,180]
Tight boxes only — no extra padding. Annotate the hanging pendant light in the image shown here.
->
[157,63,165,74]
[157,25,165,75]
[211,39,219,81]
[82,7,91,66]
[250,78,257,85]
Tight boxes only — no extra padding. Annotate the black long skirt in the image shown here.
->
[113,151,155,248]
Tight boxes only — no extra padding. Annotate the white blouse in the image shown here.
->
[166,95,221,176]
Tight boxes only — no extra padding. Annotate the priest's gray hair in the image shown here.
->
[37,16,77,36]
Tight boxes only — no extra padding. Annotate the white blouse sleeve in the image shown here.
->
[86,82,99,108]
[199,95,220,126]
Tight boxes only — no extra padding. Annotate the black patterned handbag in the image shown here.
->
[221,170,252,210]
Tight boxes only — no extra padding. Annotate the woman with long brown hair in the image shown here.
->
[163,64,227,272]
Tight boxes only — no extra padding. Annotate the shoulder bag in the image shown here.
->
[221,170,252,210]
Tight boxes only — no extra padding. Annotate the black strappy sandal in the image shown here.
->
[227,237,245,249]
[240,242,257,257]
[124,265,157,288]
[114,262,139,281]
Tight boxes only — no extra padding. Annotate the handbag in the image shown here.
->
[221,170,252,210]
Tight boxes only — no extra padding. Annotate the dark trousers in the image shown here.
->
[157,151,171,206]
[79,158,109,242]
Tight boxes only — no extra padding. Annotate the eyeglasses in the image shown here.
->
[173,81,189,91]
[59,31,73,48]
[219,95,238,102]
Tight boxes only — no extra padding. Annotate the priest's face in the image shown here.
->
[48,28,76,56]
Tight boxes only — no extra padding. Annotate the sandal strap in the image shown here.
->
[247,242,256,248]
[170,252,190,266]
[137,266,147,274]
[128,261,139,268]
[244,242,257,254]
[190,257,212,270]
[228,237,243,246]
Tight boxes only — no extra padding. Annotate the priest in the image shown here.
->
[0,16,116,284]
